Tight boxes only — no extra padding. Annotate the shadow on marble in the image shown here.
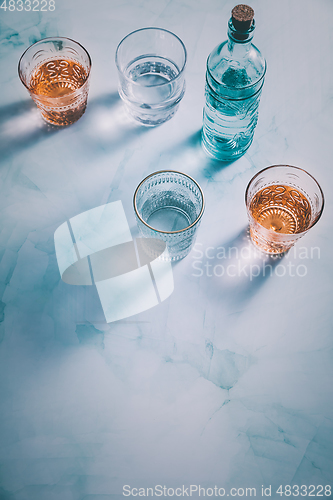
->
[202,154,238,178]
[74,90,153,153]
[167,130,237,172]
[87,91,120,110]
[0,98,34,122]
[199,226,283,306]
[162,129,204,160]
[0,486,14,500]
[186,131,239,173]
[0,92,152,162]
[0,99,60,160]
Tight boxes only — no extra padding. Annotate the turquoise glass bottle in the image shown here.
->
[202,5,266,161]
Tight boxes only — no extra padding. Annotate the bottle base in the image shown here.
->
[201,130,253,161]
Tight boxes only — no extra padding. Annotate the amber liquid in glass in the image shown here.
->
[29,59,89,125]
[250,184,311,234]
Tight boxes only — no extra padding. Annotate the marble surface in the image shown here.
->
[0,0,333,499]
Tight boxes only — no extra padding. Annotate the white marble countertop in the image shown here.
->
[0,0,332,498]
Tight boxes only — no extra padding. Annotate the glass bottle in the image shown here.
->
[202,5,266,161]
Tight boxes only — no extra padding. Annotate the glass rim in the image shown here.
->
[18,36,92,92]
[245,164,325,235]
[115,27,187,89]
[133,170,205,235]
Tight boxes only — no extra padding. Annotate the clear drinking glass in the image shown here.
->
[134,171,205,261]
[245,165,324,254]
[115,28,187,126]
[18,37,91,126]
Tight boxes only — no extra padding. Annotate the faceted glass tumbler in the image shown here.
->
[245,165,324,254]
[134,171,205,261]
[18,37,91,126]
[115,28,187,126]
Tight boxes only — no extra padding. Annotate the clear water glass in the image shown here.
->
[115,28,187,126]
[134,171,205,261]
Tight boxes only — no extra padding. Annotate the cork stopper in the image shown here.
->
[231,4,254,32]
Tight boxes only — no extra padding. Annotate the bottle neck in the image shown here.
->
[227,17,255,53]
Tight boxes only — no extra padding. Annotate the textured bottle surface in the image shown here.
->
[202,81,262,161]
[202,14,266,161]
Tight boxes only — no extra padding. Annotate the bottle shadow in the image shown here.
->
[187,130,239,172]
[159,129,238,173]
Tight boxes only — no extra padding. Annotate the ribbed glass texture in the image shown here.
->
[134,171,204,261]
[202,19,266,161]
